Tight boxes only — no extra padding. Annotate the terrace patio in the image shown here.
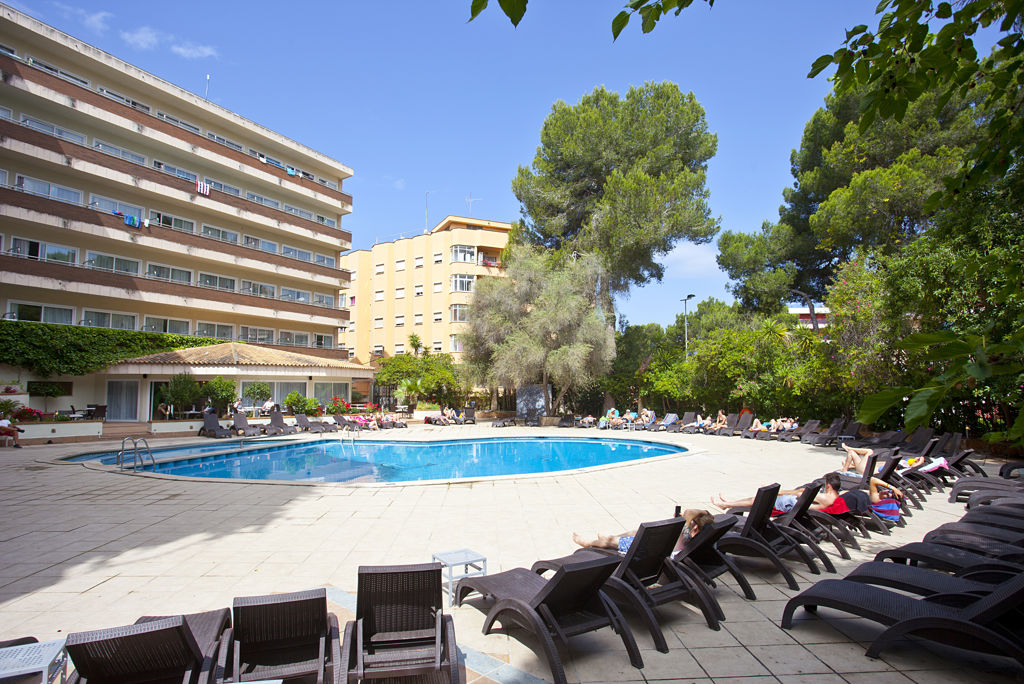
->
[0,426,1018,683]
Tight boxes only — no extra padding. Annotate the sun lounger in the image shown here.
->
[875,541,1024,573]
[66,609,230,684]
[672,514,758,600]
[233,411,262,437]
[802,418,844,445]
[777,419,820,442]
[455,555,642,684]
[226,588,340,683]
[711,412,741,436]
[845,559,1012,596]
[295,413,328,433]
[658,412,682,431]
[781,573,1024,666]
[714,484,806,588]
[341,563,459,683]
[200,412,232,438]
[269,409,298,435]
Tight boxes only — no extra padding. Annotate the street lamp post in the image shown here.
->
[682,294,696,356]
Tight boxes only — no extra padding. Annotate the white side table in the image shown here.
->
[432,548,487,607]
[0,639,67,684]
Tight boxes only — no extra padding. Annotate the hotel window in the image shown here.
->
[282,245,312,262]
[451,274,475,292]
[205,177,241,196]
[143,317,190,334]
[198,273,235,291]
[239,326,274,344]
[414,313,424,325]
[315,253,336,268]
[374,317,383,329]
[278,331,310,346]
[156,110,201,134]
[11,238,76,264]
[414,256,424,268]
[433,281,442,293]
[150,210,194,234]
[246,192,280,209]
[15,175,81,204]
[451,304,469,322]
[395,259,406,271]
[284,204,314,220]
[243,235,277,253]
[451,245,476,263]
[313,293,334,308]
[373,344,385,355]
[394,343,405,354]
[152,160,198,182]
[0,42,13,56]
[450,335,464,353]
[313,381,348,404]
[280,287,311,304]
[432,340,442,352]
[395,315,405,327]
[433,252,443,263]
[240,280,275,298]
[25,55,88,87]
[414,284,424,296]
[0,106,10,120]
[374,290,384,302]
[317,177,340,191]
[93,139,145,165]
[7,302,73,325]
[316,215,337,228]
[395,287,405,299]
[86,251,139,274]
[97,85,149,112]
[349,295,357,306]
[202,224,239,244]
[207,131,243,152]
[20,115,86,144]
[314,334,334,349]
[375,263,385,275]
[147,263,192,284]
[90,194,142,219]
[196,322,234,340]
[82,310,136,330]
[433,311,443,323]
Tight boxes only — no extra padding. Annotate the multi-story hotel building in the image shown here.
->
[0,7,355,342]
[0,5,366,420]
[339,216,511,364]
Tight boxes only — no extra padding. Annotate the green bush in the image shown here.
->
[0,397,21,418]
[203,376,237,417]
[160,373,201,415]
[282,391,307,415]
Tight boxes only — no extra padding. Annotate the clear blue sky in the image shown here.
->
[13,0,880,326]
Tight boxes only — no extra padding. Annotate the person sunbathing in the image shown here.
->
[749,418,769,431]
[712,473,843,513]
[572,509,715,556]
[819,475,904,523]
[706,410,728,432]
[840,442,876,475]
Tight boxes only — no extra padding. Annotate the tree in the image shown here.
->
[160,373,201,418]
[203,376,237,417]
[461,246,615,414]
[375,350,462,406]
[242,381,271,406]
[513,82,719,314]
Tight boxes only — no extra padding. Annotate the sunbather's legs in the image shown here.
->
[710,493,755,509]
[572,530,635,549]
[840,443,872,474]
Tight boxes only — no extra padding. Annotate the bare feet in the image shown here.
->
[572,532,589,548]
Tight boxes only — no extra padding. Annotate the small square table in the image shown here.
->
[432,548,487,607]
[0,638,67,684]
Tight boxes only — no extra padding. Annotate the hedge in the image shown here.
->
[0,321,225,377]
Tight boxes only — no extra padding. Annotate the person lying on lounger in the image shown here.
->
[572,509,715,556]
[712,472,844,513]
[818,475,903,522]
[706,410,728,432]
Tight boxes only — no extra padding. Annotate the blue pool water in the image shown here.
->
[76,437,686,484]
[67,439,300,465]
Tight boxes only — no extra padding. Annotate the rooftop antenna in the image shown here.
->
[466,192,483,217]
[204,74,210,100]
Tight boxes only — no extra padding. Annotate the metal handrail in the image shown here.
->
[116,436,155,471]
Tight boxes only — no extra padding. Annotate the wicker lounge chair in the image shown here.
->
[269,409,298,435]
[531,517,723,653]
[672,514,759,600]
[845,560,1014,596]
[711,412,741,436]
[225,587,340,683]
[295,413,328,433]
[781,574,1024,666]
[341,563,459,683]
[875,541,1024,573]
[659,412,683,431]
[66,609,230,684]
[455,555,643,684]
[777,419,820,443]
[233,411,262,437]
[200,412,232,438]
[801,417,843,445]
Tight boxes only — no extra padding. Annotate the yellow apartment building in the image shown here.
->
[0,5,367,420]
[339,216,511,364]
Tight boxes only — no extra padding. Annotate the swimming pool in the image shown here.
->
[75,437,687,484]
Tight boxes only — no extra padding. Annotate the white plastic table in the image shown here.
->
[0,639,67,684]
[432,548,487,606]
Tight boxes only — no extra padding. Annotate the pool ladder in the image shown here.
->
[117,436,156,471]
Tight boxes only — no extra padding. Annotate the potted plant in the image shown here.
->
[243,382,272,409]
[161,373,201,419]
[203,376,238,418]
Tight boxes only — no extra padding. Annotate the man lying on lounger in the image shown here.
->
[712,472,903,520]
[712,472,844,513]
[572,509,715,556]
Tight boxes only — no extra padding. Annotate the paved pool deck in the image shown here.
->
[0,424,1019,683]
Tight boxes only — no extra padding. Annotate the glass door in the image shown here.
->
[107,380,139,421]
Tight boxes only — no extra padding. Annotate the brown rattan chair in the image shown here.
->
[269,410,298,435]
[66,609,230,684]
[223,588,340,684]
[455,555,642,684]
[341,562,460,683]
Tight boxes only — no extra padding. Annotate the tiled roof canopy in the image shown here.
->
[123,342,369,370]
